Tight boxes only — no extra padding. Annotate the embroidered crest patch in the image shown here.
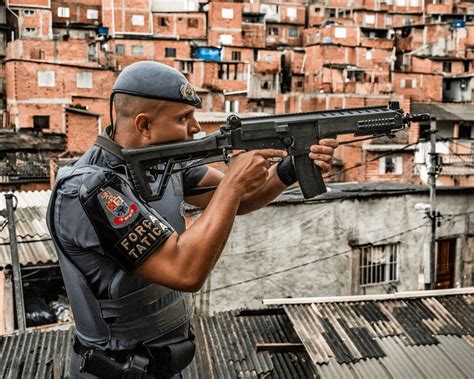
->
[98,186,139,228]
[179,83,197,102]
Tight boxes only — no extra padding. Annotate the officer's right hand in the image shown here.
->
[224,149,287,196]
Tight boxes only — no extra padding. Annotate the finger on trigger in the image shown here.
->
[257,149,287,159]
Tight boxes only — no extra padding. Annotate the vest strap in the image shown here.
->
[109,296,192,341]
[99,285,180,319]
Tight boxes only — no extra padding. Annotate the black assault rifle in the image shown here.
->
[121,101,430,202]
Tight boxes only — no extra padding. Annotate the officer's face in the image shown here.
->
[148,101,201,145]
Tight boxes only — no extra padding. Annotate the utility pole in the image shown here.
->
[4,194,26,332]
[428,118,438,290]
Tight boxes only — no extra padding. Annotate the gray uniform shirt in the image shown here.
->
[52,133,207,349]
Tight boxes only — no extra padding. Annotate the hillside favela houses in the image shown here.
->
[0,0,473,376]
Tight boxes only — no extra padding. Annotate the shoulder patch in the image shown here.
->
[97,186,139,228]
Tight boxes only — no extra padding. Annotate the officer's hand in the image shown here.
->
[226,149,287,196]
[308,139,339,173]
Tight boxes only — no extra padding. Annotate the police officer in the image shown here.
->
[47,61,338,378]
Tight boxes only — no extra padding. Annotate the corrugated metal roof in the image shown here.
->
[0,326,74,379]
[0,292,472,378]
[280,292,473,378]
[0,190,52,209]
[412,102,474,122]
[0,191,55,268]
[0,239,57,268]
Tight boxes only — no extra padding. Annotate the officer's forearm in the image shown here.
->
[137,176,243,292]
[237,164,287,215]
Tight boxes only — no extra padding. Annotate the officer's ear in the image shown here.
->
[135,113,151,137]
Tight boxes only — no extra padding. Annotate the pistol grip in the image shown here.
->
[294,154,327,199]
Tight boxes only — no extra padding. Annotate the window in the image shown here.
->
[418,123,430,139]
[180,61,194,74]
[159,17,168,27]
[115,44,125,55]
[24,27,36,34]
[459,124,472,139]
[87,9,99,20]
[33,116,50,130]
[401,78,416,88]
[188,18,198,28]
[444,80,451,91]
[261,80,272,90]
[231,51,241,61]
[347,70,364,82]
[218,63,238,80]
[442,61,452,73]
[165,48,176,58]
[131,45,144,55]
[359,243,399,286]
[464,61,470,73]
[57,7,70,18]
[219,34,233,45]
[24,9,35,16]
[396,0,406,5]
[132,15,145,26]
[365,14,375,24]
[268,27,279,36]
[379,156,403,174]
[37,70,55,87]
[296,81,303,88]
[287,7,297,19]
[335,27,347,38]
[366,49,373,60]
[87,44,96,62]
[76,72,93,89]
[222,8,234,19]
[288,27,299,38]
[225,100,240,113]
[385,15,393,26]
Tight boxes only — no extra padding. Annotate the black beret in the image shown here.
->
[112,60,201,108]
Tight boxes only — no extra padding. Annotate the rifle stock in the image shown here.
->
[122,102,430,201]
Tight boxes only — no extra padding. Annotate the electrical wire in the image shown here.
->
[200,221,431,294]
[326,141,419,179]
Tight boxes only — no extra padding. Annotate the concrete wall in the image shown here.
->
[193,190,474,315]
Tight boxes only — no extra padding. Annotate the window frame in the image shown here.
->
[359,243,400,287]
[165,47,177,58]
[57,7,70,18]
[37,70,55,87]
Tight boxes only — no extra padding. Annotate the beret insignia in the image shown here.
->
[180,83,197,102]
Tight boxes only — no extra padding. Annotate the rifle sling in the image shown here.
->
[95,135,217,198]
[94,135,126,162]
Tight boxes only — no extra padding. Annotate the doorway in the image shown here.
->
[436,238,456,289]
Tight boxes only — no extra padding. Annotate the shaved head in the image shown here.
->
[112,93,168,140]
[114,94,166,123]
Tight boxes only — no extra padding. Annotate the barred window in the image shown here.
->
[360,243,399,286]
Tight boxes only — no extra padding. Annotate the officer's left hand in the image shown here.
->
[308,139,339,173]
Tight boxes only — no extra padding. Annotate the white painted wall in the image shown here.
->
[193,189,474,315]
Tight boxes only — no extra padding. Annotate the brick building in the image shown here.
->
[0,0,472,190]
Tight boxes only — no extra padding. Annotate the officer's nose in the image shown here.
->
[189,117,201,135]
